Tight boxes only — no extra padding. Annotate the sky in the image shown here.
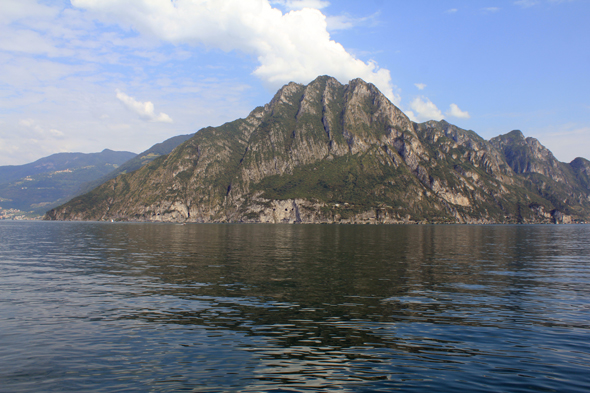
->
[0,0,589,166]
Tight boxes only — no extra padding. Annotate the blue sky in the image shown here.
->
[0,0,588,165]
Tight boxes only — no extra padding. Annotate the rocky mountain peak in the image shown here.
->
[45,76,590,224]
[506,129,525,140]
[571,157,590,172]
[265,81,304,115]
[570,157,590,190]
[490,130,561,178]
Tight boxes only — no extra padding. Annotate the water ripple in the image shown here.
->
[1,222,589,392]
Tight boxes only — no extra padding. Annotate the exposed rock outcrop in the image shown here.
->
[45,76,590,224]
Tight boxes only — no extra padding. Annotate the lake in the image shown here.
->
[1,221,589,392]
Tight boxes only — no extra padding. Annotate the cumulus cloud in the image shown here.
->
[72,0,398,103]
[414,83,426,90]
[407,99,470,122]
[446,103,470,119]
[407,96,444,122]
[116,90,173,123]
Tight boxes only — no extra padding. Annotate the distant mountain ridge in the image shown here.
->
[0,149,136,213]
[75,133,193,197]
[45,76,590,224]
[0,134,194,215]
[0,149,135,185]
[490,130,590,220]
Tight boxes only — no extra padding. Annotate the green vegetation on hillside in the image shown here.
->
[44,76,590,224]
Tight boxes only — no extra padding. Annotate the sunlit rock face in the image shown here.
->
[46,76,590,224]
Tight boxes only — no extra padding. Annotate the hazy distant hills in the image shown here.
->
[0,134,193,214]
[74,133,193,197]
[45,76,590,224]
[0,149,136,213]
[0,149,135,185]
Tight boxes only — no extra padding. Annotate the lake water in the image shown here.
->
[1,221,589,392]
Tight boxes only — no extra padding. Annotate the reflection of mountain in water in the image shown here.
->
[91,224,586,351]
[4,222,590,391]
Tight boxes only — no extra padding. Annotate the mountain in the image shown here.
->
[0,149,136,213]
[45,76,590,224]
[490,130,590,221]
[0,133,194,215]
[0,149,136,185]
[75,133,194,197]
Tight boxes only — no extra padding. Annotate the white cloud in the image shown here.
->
[446,103,471,119]
[271,0,330,10]
[515,0,538,7]
[19,118,42,131]
[326,14,356,31]
[515,0,573,7]
[326,12,379,31]
[0,28,69,57]
[0,133,74,165]
[0,0,58,24]
[414,83,426,90]
[116,90,173,123]
[407,96,444,122]
[49,129,65,137]
[0,118,70,164]
[72,0,398,103]
[483,7,501,13]
[445,8,458,14]
[17,119,66,138]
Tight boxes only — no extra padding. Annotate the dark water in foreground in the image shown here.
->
[1,222,589,392]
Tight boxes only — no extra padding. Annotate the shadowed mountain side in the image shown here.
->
[75,133,194,197]
[490,131,590,220]
[0,149,136,185]
[45,76,590,224]
[0,149,136,213]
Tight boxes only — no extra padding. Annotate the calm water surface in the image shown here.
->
[1,221,589,392]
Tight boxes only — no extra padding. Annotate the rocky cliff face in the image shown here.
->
[45,76,590,224]
[571,157,590,190]
[490,131,590,221]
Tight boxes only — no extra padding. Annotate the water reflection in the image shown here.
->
[1,222,590,392]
